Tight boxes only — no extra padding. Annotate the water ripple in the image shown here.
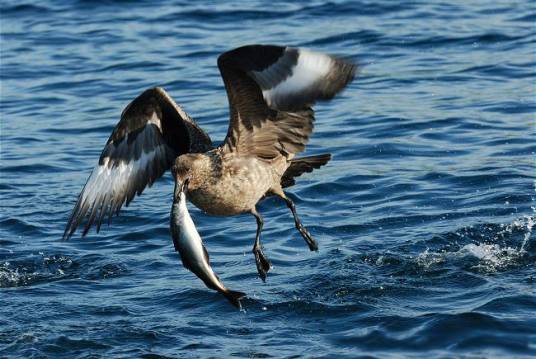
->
[1,0,535,357]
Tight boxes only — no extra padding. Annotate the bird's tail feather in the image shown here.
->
[281,153,332,188]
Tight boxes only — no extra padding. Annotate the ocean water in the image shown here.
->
[1,0,535,357]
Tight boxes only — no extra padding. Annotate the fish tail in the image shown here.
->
[222,289,246,309]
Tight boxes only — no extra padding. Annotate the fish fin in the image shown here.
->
[203,276,221,291]
[198,246,223,292]
[222,289,246,309]
[198,244,220,290]
[179,255,223,292]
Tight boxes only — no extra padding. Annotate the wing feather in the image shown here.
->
[217,45,356,160]
[64,87,212,239]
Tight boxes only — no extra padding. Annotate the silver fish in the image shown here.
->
[170,179,245,308]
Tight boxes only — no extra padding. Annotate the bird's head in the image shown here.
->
[172,154,203,195]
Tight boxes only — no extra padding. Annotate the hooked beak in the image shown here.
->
[173,178,189,201]
[179,177,190,194]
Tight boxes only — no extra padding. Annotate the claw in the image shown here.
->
[254,247,271,282]
[298,224,318,252]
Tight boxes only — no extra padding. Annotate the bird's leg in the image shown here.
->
[251,209,271,282]
[278,192,318,252]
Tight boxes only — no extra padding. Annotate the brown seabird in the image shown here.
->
[64,44,357,285]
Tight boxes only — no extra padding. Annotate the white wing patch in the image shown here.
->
[64,87,209,240]
[81,146,164,212]
[257,49,335,109]
[64,124,174,238]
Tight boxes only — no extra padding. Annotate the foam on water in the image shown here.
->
[460,243,520,270]
[414,215,535,273]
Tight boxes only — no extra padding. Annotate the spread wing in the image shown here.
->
[63,87,212,239]
[217,44,357,160]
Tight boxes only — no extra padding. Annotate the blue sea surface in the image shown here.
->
[1,1,535,357]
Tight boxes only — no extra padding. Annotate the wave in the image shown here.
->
[0,253,127,288]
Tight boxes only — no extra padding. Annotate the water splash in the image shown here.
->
[0,253,127,288]
[520,215,535,251]
[459,243,524,272]
[0,254,75,288]
[415,216,534,273]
